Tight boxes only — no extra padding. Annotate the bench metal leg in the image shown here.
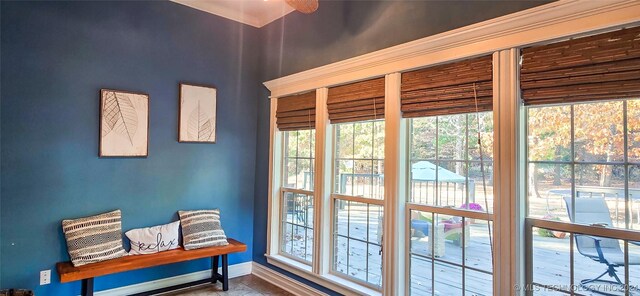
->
[211,255,219,284]
[81,278,94,296]
[222,254,229,291]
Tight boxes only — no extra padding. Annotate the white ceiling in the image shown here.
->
[172,0,295,28]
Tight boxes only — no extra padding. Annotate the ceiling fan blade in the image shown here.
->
[285,0,319,14]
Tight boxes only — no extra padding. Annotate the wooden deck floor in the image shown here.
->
[282,203,640,295]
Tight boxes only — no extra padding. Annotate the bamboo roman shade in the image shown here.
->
[401,55,493,118]
[276,91,316,131]
[327,77,385,123]
[521,26,640,106]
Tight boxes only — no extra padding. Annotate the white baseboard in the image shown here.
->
[92,261,252,296]
[251,262,328,296]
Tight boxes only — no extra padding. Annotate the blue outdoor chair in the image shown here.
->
[564,197,640,295]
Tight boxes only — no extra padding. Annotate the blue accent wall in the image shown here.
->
[0,1,554,294]
[253,1,550,294]
[1,1,260,294]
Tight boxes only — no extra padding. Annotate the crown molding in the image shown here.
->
[172,0,294,28]
[263,0,640,98]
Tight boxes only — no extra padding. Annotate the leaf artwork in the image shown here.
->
[187,100,214,141]
[102,91,138,145]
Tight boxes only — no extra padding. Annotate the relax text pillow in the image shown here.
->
[62,210,127,266]
[178,209,228,250]
[125,221,180,255]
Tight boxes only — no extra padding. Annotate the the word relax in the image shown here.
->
[134,233,177,253]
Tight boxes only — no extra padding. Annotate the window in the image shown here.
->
[280,129,315,263]
[264,20,640,296]
[332,120,385,288]
[526,99,640,294]
[408,112,494,295]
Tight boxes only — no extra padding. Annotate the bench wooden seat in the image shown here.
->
[57,238,246,296]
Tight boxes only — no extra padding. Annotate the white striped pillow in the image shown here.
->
[178,209,229,250]
[62,210,126,266]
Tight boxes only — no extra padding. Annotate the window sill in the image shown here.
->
[265,254,382,296]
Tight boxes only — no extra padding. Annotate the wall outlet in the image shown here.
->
[40,269,51,285]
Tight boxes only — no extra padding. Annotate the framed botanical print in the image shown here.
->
[99,89,149,157]
[178,83,217,143]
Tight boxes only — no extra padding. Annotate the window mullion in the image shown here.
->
[267,98,284,256]
[383,72,406,295]
[313,87,331,275]
[492,48,524,295]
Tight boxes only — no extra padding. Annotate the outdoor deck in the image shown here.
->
[283,203,640,296]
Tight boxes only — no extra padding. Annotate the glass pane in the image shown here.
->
[631,165,640,231]
[467,161,494,214]
[434,213,462,265]
[367,242,382,286]
[302,193,314,228]
[528,163,572,221]
[284,158,297,188]
[465,268,492,296]
[574,164,626,228]
[296,158,313,190]
[348,201,368,242]
[286,131,298,157]
[410,211,437,258]
[332,198,383,288]
[468,111,494,162]
[281,222,292,254]
[438,114,467,161]
[353,121,373,159]
[373,121,385,160]
[532,227,571,293]
[629,242,640,295]
[629,99,640,163]
[411,117,438,160]
[306,228,314,261]
[437,161,467,209]
[283,191,294,223]
[411,160,437,205]
[335,160,353,195]
[465,220,493,273]
[334,235,348,274]
[574,101,624,162]
[573,235,626,295]
[528,105,571,162]
[335,199,349,237]
[291,225,307,259]
[410,255,433,296]
[433,261,463,296]
[348,238,368,283]
[372,159,384,200]
[297,130,313,158]
[336,123,354,159]
[368,205,383,244]
[353,160,373,198]
[281,192,313,263]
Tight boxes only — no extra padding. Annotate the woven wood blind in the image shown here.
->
[521,26,640,106]
[401,55,493,118]
[327,77,385,123]
[276,91,316,131]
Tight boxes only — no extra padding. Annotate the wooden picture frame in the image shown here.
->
[178,83,217,143]
[99,89,149,157]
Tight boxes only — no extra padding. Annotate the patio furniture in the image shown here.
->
[563,197,640,295]
[410,219,445,257]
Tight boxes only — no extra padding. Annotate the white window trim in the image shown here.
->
[264,1,640,294]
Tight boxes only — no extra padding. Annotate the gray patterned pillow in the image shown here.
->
[178,209,228,250]
[62,210,126,266]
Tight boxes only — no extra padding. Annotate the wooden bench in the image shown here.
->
[57,238,246,296]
